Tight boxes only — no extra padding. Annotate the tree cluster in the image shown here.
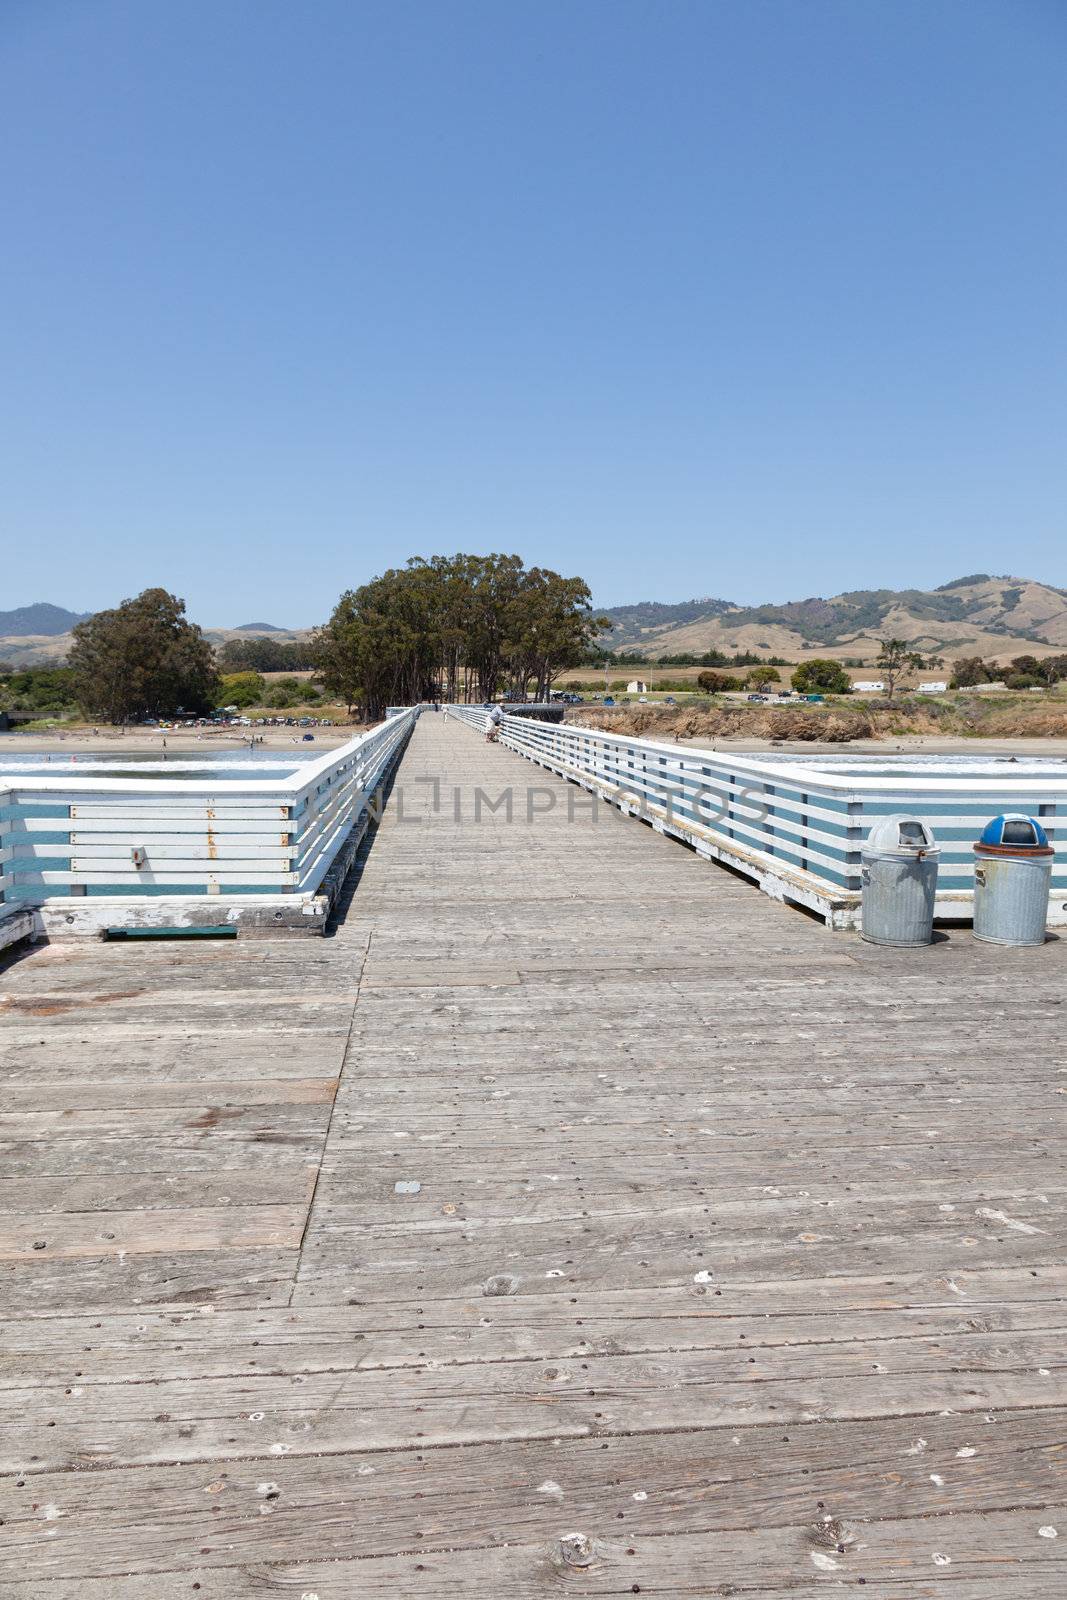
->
[791,659,852,694]
[216,637,317,672]
[691,666,780,694]
[586,647,789,668]
[314,555,608,718]
[68,589,219,723]
[951,653,1067,691]
[0,665,79,718]
[696,670,743,693]
[217,672,322,711]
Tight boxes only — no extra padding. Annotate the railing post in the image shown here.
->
[845,799,864,890]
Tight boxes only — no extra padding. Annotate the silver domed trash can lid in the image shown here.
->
[860,814,940,947]
[973,812,1053,947]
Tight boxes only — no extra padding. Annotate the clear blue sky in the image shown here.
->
[2,0,1065,624]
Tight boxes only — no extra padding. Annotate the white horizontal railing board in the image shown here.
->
[11,816,296,837]
[0,757,305,774]
[52,844,297,864]
[65,801,293,819]
[67,859,294,877]
[20,868,298,887]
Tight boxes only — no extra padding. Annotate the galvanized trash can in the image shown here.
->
[860,815,940,946]
[973,813,1053,947]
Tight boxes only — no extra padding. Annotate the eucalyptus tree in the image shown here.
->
[316,553,608,717]
[315,568,437,717]
[68,588,219,723]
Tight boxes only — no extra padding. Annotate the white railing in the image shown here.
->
[446,707,1067,925]
[0,709,418,909]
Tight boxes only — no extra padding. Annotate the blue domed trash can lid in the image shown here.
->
[975,813,1052,854]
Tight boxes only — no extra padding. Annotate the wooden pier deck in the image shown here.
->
[1,713,1065,1597]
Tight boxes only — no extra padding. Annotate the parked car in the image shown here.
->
[603,696,615,706]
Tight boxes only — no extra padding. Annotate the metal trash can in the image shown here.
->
[860,815,940,946]
[973,813,1053,947]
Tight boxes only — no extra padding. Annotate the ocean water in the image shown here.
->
[0,746,322,780]
[743,752,1067,778]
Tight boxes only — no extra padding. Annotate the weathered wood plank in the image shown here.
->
[1,1509,1064,1596]
[0,1136,326,1176]
[0,1167,318,1216]
[0,1077,338,1112]
[0,1203,307,1260]
[0,1413,1063,1580]
[0,1102,332,1142]
[0,1031,351,1082]
[2,1337,1065,1473]
[0,1248,299,1318]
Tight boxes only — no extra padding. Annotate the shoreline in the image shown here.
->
[0,726,358,757]
[5,726,1067,761]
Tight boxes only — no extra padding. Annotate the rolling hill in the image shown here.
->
[4,576,1067,668]
[597,575,1067,662]
[0,615,310,668]
[0,603,90,637]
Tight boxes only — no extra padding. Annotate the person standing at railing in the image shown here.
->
[485,704,503,742]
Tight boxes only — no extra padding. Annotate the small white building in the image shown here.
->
[852,680,884,693]
[917,681,949,694]
[626,680,648,694]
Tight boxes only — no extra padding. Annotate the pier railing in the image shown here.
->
[447,706,1066,926]
[0,709,417,923]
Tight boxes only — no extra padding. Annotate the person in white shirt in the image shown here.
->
[485,705,503,741]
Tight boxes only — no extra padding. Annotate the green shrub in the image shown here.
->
[219,671,266,709]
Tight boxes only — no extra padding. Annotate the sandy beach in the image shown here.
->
[5,721,1067,762]
[0,725,359,758]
